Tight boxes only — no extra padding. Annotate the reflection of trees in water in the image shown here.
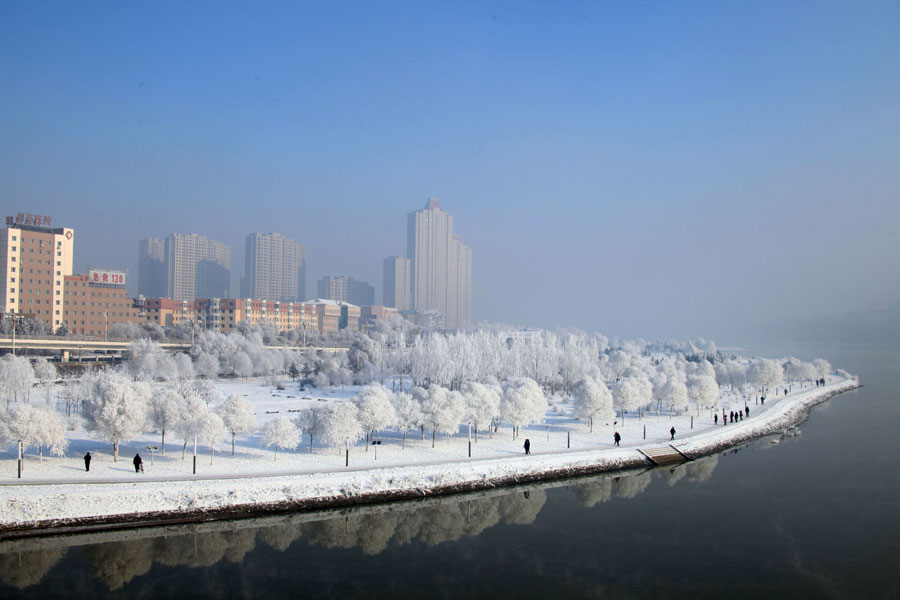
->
[0,547,65,590]
[82,540,153,591]
[0,456,722,591]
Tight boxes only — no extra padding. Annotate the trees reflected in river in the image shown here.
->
[0,457,719,593]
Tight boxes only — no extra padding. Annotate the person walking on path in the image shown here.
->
[714,414,718,425]
[83,452,91,472]
[670,427,676,440]
[614,431,621,446]
[523,439,531,455]
[745,406,750,417]
[133,453,143,473]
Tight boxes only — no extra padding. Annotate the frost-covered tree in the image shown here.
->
[660,369,690,413]
[572,376,614,432]
[32,357,57,405]
[260,417,300,460]
[81,371,150,461]
[461,381,501,440]
[1,355,35,405]
[232,351,253,380]
[194,352,220,379]
[391,391,422,448]
[148,388,183,455]
[501,377,546,438]
[295,408,320,452]
[612,371,652,418]
[216,395,256,455]
[127,338,165,380]
[0,404,40,462]
[748,358,784,394]
[173,353,195,380]
[354,383,397,448]
[420,385,466,447]
[813,358,832,380]
[315,402,364,449]
[174,394,208,459]
[197,411,226,464]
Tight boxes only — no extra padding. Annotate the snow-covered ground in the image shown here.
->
[0,374,858,530]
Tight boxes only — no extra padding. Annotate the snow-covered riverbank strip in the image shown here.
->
[0,379,858,537]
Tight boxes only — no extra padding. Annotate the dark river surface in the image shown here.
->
[0,342,897,599]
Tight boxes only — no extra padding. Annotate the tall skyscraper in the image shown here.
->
[241,232,307,302]
[138,233,230,301]
[383,256,411,310]
[1,212,74,331]
[138,237,167,297]
[407,198,471,329]
[317,275,374,306]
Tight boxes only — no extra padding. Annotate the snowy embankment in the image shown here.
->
[0,378,857,535]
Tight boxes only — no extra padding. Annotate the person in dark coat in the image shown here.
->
[745,406,750,417]
[523,439,531,455]
[669,427,676,440]
[714,414,718,425]
[133,453,143,473]
[613,431,621,446]
[84,452,92,472]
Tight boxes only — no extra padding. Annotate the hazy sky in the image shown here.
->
[2,2,898,342]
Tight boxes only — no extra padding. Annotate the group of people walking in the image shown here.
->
[714,406,750,426]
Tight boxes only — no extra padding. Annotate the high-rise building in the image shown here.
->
[383,256,411,310]
[1,212,74,330]
[166,233,230,301]
[407,198,471,329]
[317,275,374,306]
[138,237,167,297]
[241,232,307,302]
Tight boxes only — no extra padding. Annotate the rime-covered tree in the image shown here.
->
[197,411,226,464]
[1,355,34,405]
[148,387,182,455]
[261,417,300,460]
[354,383,397,448]
[501,377,546,439]
[420,385,466,447]
[32,357,57,405]
[572,376,614,433]
[315,402,363,450]
[81,371,150,461]
[612,371,652,418]
[461,381,501,440]
[194,352,220,379]
[748,358,784,395]
[216,395,256,455]
[391,391,422,448]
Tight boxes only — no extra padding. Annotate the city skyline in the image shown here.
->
[2,3,898,342]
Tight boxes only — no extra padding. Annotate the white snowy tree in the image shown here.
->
[232,351,253,380]
[1,355,34,405]
[813,358,832,380]
[612,372,652,418]
[315,402,364,450]
[32,405,68,462]
[461,381,501,440]
[420,385,466,447]
[391,391,422,448]
[174,394,208,459]
[295,408,320,452]
[174,353,196,380]
[148,387,183,455]
[194,352,220,379]
[216,395,256,455]
[0,404,40,463]
[354,383,397,449]
[32,357,57,405]
[81,371,150,461]
[501,377,546,438]
[748,358,784,395]
[572,376,614,432]
[197,411,226,464]
[127,338,165,380]
[260,417,300,460]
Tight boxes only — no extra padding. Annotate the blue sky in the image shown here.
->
[2,1,898,341]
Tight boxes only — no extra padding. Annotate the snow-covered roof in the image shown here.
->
[303,298,359,308]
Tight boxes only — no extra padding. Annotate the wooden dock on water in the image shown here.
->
[638,445,692,466]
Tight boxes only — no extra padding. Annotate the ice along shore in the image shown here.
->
[0,378,858,538]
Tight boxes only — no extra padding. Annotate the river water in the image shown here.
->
[0,342,897,598]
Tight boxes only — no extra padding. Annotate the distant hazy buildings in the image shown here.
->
[1,212,74,330]
[317,275,374,306]
[383,256,411,311]
[407,198,471,329]
[137,237,167,298]
[138,233,230,301]
[240,232,307,302]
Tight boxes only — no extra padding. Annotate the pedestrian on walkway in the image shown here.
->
[133,453,143,473]
[745,406,750,417]
[670,427,676,440]
[614,431,621,446]
[523,439,531,455]
[714,414,718,425]
[83,452,91,472]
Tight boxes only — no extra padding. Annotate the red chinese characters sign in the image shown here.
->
[89,269,127,286]
[6,213,51,227]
